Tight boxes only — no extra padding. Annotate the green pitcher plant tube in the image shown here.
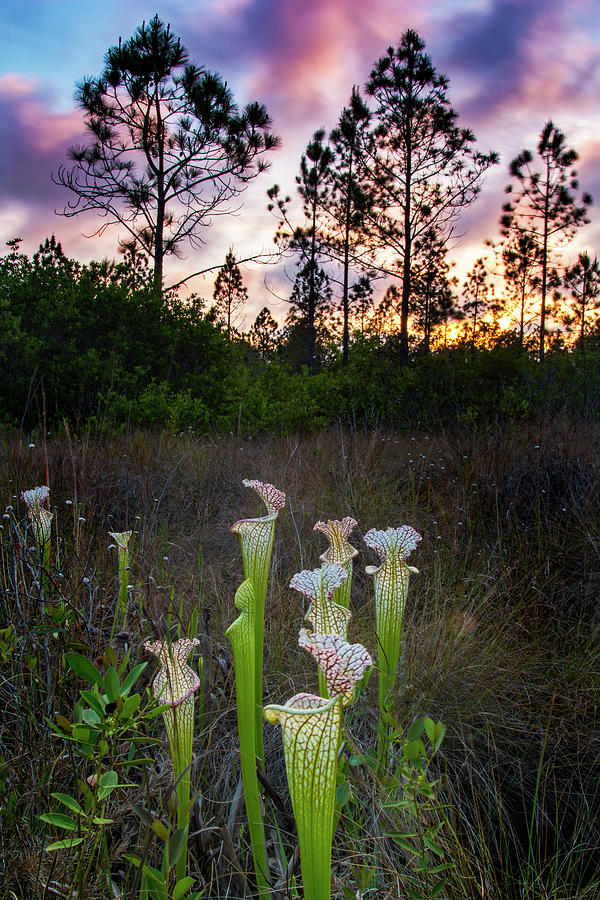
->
[290,564,352,698]
[144,636,201,882]
[225,579,270,895]
[108,531,132,631]
[264,633,372,900]
[231,479,285,764]
[314,517,358,610]
[363,526,421,711]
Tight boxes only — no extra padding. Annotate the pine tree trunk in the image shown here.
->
[400,161,412,366]
[539,174,550,363]
[308,196,318,374]
[153,78,165,296]
[341,137,357,367]
[519,279,525,352]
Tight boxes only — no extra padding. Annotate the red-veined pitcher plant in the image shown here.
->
[264,629,372,900]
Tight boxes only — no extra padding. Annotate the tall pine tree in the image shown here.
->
[212,249,248,338]
[54,16,278,291]
[366,30,497,363]
[268,130,334,372]
[501,121,592,361]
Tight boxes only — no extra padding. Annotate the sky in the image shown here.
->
[1,0,600,325]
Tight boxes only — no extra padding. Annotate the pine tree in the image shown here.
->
[561,252,600,350]
[461,257,496,352]
[498,229,543,351]
[501,121,592,361]
[54,16,278,291]
[248,306,279,359]
[349,275,375,335]
[268,130,334,372]
[212,249,248,338]
[327,87,374,364]
[410,229,457,352]
[366,30,497,363]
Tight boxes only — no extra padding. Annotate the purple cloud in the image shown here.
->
[0,75,85,209]
[436,0,600,122]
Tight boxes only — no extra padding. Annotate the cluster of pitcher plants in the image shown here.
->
[18,478,445,899]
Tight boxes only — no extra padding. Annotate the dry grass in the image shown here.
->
[1,420,599,899]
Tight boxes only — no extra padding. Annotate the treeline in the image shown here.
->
[50,18,598,372]
[2,237,600,433]
[4,16,600,432]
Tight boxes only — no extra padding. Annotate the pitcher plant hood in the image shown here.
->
[298,628,372,706]
[290,563,351,638]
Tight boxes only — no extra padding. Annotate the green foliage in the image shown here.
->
[0,238,231,428]
[42,651,156,897]
[381,716,450,900]
[4,239,600,437]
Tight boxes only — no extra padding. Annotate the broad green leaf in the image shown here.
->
[51,793,83,815]
[46,836,84,852]
[130,803,153,827]
[120,662,147,697]
[142,864,166,887]
[71,724,92,744]
[119,693,141,720]
[39,813,77,830]
[54,714,72,734]
[80,690,106,717]
[406,718,425,742]
[82,708,101,727]
[173,877,195,900]
[403,739,425,761]
[92,816,114,826]
[388,832,416,854]
[168,827,188,870]
[423,834,445,857]
[424,716,436,745]
[66,652,104,688]
[99,769,118,787]
[103,645,118,669]
[336,780,351,808]
[152,819,169,842]
[98,769,118,799]
[434,722,446,750]
[118,646,132,676]
[104,667,120,703]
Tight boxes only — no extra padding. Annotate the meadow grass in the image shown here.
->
[1,420,599,899]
